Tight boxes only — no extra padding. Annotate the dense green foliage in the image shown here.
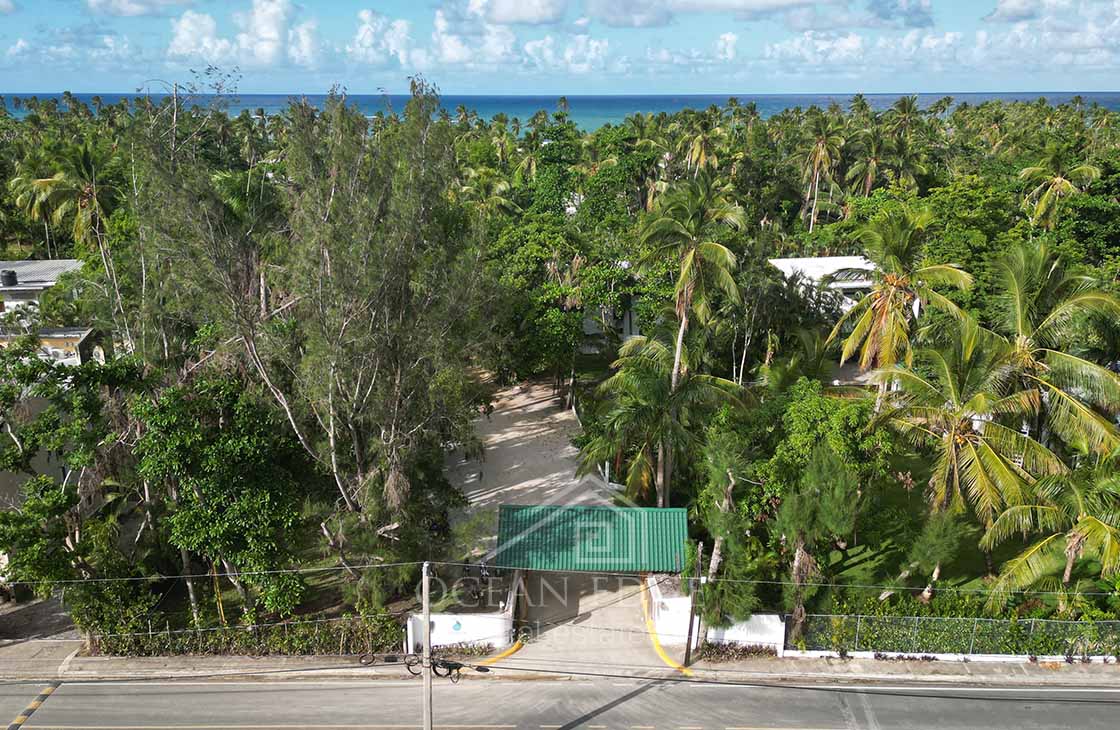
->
[3,86,1120,651]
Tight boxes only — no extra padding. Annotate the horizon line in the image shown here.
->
[4,90,1119,98]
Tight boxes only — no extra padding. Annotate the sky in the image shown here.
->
[0,0,1117,95]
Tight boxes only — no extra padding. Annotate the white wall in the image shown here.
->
[405,570,521,653]
[405,611,513,653]
[645,575,785,655]
[708,615,786,656]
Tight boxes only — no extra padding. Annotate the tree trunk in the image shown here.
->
[919,562,941,603]
[696,470,736,644]
[655,440,667,508]
[221,558,251,615]
[670,308,689,392]
[181,547,201,626]
[874,378,889,414]
[809,167,821,233]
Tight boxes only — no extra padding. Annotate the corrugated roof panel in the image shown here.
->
[0,260,83,287]
[496,505,688,573]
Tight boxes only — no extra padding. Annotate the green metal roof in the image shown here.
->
[495,505,688,573]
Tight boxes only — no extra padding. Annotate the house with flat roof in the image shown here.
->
[768,255,874,311]
[0,327,103,367]
[0,259,83,312]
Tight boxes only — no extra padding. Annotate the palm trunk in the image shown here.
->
[670,308,689,392]
[655,440,667,508]
[809,167,821,233]
[919,561,941,603]
[874,379,889,413]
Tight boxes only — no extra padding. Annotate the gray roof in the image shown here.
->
[0,327,93,342]
[0,260,84,289]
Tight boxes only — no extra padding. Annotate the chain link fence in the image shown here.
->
[794,613,1120,658]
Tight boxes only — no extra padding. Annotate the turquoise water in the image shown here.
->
[6,92,1120,130]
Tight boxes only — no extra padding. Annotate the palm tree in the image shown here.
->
[9,152,58,258]
[797,112,845,232]
[579,332,742,507]
[888,95,922,139]
[1018,142,1100,229]
[459,166,520,219]
[30,141,132,350]
[888,133,928,189]
[982,459,1120,610]
[675,107,725,175]
[513,130,542,185]
[991,241,1120,454]
[876,316,1066,528]
[639,173,744,395]
[845,121,892,197]
[829,207,972,377]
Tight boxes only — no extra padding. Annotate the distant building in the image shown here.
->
[768,256,874,311]
[0,327,103,366]
[0,259,83,312]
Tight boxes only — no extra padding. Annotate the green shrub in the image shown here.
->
[90,614,404,657]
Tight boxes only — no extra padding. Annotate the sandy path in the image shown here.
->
[446,382,612,553]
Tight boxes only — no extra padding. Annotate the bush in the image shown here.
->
[89,614,404,657]
[799,613,1120,657]
[697,641,778,662]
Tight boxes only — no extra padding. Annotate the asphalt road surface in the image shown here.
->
[3,679,1120,729]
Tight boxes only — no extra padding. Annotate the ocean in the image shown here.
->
[5,92,1120,130]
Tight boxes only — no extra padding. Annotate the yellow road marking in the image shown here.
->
[8,680,61,730]
[478,639,524,666]
[639,573,693,677]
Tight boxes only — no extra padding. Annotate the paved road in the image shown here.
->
[5,679,1120,729]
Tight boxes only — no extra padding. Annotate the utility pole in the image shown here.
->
[421,561,433,730]
[684,541,704,666]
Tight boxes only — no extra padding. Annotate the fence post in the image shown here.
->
[911,616,920,653]
[854,615,862,651]
[968,617,978,656]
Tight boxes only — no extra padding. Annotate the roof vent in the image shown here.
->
[0,270,17,287]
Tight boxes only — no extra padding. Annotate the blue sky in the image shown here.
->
[0,0,1117,94]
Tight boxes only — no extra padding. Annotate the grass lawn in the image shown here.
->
[821,451,1027,605]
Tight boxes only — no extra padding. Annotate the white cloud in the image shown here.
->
[524,33,608,72]
[428,5,519,67]
[168,10,235,62]
[85,0,191,16]
[866,0,932,27]
[764,30,865,67]
[346,9,412,67]
[234,0,292,67]
[716,31,738,60]
[585,0,673,26]
[474,0,569,24]
[984,0,1043,22]
[587,0,841,27]
[89,34,134,65]
[287,20,319,68]
[5,38,29,59]
[167,0,325,68]
[0,0,16,14]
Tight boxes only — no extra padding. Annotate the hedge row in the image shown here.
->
[799,614,1120,657]
[89,614,404,657]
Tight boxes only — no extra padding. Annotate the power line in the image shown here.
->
[2,560,422,588]
[427,561,1120,598]
[457,659,1120,705]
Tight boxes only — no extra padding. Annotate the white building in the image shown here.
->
[0,259,83,313]
[768,255,874,311]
